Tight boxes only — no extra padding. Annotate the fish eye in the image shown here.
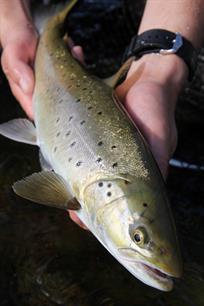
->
[133,227,148,246]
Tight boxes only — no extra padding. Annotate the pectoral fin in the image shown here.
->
[0,118,37,145]
[13,171,81,210]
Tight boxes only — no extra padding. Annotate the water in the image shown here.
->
[1,1,204,305]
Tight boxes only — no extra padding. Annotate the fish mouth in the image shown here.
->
[141,262,173,282]
[134,262,174,291]
[136,260,175,291]
[117,248,174,290]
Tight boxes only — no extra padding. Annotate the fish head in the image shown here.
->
[116,177,182,291]
[84,175,182,291]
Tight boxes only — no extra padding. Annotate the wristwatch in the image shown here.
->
[123,29,198,81]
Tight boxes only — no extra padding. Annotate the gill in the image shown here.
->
[77,173,132,214]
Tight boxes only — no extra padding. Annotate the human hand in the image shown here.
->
[0,20,38,119]
[116,54,188,178]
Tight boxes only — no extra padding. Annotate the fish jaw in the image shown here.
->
[118,257,174,291]
[115,234,182,291]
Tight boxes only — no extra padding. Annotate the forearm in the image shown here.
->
[0,0,33,46]
[139,0,204,48]
[131,0,204,93]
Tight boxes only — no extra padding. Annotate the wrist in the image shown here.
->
[131,53,188,93]
[139,0,204,49]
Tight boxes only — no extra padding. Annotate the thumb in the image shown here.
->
[1,46,34,95]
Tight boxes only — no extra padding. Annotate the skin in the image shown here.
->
[1,0,204,228]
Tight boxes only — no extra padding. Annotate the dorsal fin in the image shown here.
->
[0,118,37,145]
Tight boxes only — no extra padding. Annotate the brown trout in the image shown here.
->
[0,0,182,291]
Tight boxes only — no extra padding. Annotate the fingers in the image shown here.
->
[2,47,33,91]
[1,46,35,119]
[68,211,89,230]
[66,37,85,64]
[7,77,33,119]
[0,18,38,118]
[71,46,85,64]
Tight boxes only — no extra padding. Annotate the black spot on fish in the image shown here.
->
[98,182,103,187]
[107,183,112,188]
[80,120,86,125]
[88,106,92,110]
[107,192,112,197]
[76,98,81,103]
[59,99,63,104]
[98,141,103,146]
[66,131,71,137]
[76,161,82,167]
[83,87,87,90]
[70,141,76,147]
[56,132,60,137]
[97,111,102,115]
[54,147,57,152]
[143,203,148,207]
[112,162,118,168]
[124,180,130,185]
[111,145,117,149]
[69,116,73,122]
[96,158,102,163]
[56,88,60,92]
[56,118,60,123]
[68,157,72,162]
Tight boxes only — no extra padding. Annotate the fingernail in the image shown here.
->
[19,77,30,94]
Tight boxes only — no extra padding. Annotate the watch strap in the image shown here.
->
[123,29,198,81]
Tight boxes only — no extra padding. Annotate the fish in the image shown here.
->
[0,0,182,291]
